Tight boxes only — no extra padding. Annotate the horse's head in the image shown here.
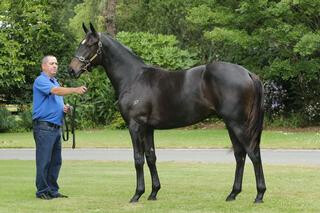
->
[68,23,102,78]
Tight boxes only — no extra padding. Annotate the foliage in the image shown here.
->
[1,0,320,127]
[17,104,33,131]
[64,69,117,129]
[117,0,200,36]
[304,100,320,124]
[186,0,320,123]
[0,107,16,132]
[108,111,127,129]
[264,80,287,119]
[264,113,307,128]
[69,0,106,41]
[294,32,320,57]
[115,0,320,125]
[116,31,199,70]
[0,0,78,104]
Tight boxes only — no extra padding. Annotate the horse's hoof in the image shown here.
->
[129,197,139,203]
[226,194,236,202]
[148,196,157,201]
[254,199,264,204]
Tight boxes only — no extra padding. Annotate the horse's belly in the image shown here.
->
[148,106,213,129]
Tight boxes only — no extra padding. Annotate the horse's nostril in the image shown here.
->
[68,68,75,77]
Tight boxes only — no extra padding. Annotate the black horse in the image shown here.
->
[69,23,266,203]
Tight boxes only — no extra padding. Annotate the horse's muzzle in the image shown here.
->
[68,67,82,79]
[68,67,76,78]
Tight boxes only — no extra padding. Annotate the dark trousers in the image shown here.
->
[33,121,62,197]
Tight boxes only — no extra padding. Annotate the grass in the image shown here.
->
[1,160,320,213]
[0,128,320,149]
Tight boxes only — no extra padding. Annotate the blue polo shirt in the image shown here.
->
[32,72,64,126]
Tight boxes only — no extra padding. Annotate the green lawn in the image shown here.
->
[1,160,320,213]
[1,128,320,149]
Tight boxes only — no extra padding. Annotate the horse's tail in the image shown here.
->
[247,73,264,151]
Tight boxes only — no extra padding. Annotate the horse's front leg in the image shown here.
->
[144,128,161,200]
[128,121,146,203]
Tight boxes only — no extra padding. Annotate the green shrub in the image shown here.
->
[18,105,33,131]
[108,111,127,129]
[0,107,16,132]
[64,69,117,129]
[116,31,199,70]
[264,113,306,128]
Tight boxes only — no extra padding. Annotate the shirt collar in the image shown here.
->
[41,71,57,82]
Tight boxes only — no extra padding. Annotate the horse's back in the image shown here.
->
[205,61,253,86]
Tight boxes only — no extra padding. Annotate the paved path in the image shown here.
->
[1,148,320,165]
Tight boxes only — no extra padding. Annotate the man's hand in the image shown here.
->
[63,104,72,114]
[75,86,87,94]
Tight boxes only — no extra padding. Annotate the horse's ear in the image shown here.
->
[82,22,88,34]
[89,22,98,37]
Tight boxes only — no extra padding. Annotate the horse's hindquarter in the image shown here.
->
[203,62,255,121]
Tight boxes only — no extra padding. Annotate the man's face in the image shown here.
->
[42,56,58,77]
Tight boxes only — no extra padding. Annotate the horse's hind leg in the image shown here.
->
[227,122,266,203]
[226,127,246,201]
[128,121,146,202]
[247,146,266,203]
[143,128,161,200]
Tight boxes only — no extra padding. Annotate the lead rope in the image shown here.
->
[71,98,77,149]
[62,98,77,149]
[62,115,69,141]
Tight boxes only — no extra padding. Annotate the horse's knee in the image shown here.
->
[134,154,145,168]
[146,154,156,165]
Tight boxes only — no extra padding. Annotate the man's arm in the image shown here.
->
[51,86,87,96]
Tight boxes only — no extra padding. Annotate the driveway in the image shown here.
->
[1,148,320,165]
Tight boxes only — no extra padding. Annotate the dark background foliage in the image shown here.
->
[1,0,319,132]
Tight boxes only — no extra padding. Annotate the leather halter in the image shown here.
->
[74,40,102,72]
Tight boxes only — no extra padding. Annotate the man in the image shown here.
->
[32,55,87,200]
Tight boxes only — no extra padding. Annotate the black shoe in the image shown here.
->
[52,193,68,198]
[36,193,53,200]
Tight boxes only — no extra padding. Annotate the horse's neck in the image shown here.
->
[100,36,144,97]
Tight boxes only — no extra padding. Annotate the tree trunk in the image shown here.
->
[104,0,117,37]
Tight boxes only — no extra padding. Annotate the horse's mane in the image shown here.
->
[142,66,164,72]
[101,33,145,64]
[101,33,185,74]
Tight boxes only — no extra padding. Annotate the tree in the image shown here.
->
[104,0,117,37]
[186,0,320,123]
[114,0,320,124]
[69,0,105,40]
[0,0,79,104]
